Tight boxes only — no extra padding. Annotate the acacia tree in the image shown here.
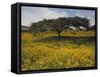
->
[31,17,89,37]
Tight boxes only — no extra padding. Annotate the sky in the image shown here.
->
[21,6,95,26]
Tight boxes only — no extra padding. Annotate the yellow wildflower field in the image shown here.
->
[21,31,95,71]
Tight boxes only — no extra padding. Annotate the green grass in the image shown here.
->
[21,31,95,71]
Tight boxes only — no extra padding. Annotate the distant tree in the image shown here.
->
[86,25,95,31]
[21,25,30,32]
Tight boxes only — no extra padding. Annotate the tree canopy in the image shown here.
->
[30,16,90,37]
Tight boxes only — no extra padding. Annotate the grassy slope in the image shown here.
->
[21,31,95,71]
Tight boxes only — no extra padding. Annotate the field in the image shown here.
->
[21,31,95,71]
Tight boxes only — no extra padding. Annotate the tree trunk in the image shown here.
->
[57,31,61,37]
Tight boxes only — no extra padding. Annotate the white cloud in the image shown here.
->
[22,7,67,26]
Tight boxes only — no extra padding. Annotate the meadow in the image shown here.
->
[21,31,95,71]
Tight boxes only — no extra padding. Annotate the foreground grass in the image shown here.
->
[21,31,95,71]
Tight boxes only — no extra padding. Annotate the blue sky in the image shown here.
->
[21,6,95,26]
